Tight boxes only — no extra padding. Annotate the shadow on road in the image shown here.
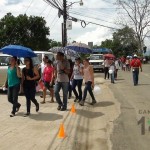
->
[28,112,63,121]
[116,78,125,81]
[76,109,104,118]
[137,83,150,86]
[94,101,114,107]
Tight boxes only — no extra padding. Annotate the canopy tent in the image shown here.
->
[92,48,112,54]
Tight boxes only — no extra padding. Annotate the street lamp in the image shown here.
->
[68,0,83,7]
[62,0,83,47]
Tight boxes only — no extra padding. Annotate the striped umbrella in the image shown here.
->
[66,42,92,54]
[48,47,78,57]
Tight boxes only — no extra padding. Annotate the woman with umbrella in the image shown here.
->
[3,56,22,117]
[22,57,40,117]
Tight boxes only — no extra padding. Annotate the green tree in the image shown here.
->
[116,0,150,54]
[49,39,62,49]
[100,26,139,57]
[0,13,50,50]
[101,39,113,49]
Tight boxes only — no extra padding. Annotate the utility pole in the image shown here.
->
[63,0,67,47]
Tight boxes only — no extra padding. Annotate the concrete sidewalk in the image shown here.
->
[0,76,120,150]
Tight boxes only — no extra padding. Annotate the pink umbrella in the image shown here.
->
[104,54,115,59]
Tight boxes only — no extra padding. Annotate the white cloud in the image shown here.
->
[0,0,117,44]
[75,27,113,45]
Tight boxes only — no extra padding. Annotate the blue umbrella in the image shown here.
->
[66,43,92,54]
[0,45,37,57]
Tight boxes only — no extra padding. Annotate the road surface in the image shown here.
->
[0,64,150,150]
[109,64,150,150]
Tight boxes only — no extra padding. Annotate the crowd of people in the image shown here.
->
[3,52,97,117]
[104,54,142,86]
[2,52,143,117]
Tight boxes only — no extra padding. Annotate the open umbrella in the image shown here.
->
[0,45,37,57]
[104,54,115,59]
[66,42,92,54]
[49,47,79,57]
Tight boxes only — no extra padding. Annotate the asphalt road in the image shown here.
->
[0,65,150,150]
[107,64,150,150]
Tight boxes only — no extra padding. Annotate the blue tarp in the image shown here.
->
[92,48,112,54]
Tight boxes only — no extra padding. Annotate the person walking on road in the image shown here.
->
[126,57,131,71]
[54,52,70,111]
[68,59,74,99]
[130,54,142,86]
[79,58,97,106]
[115,59,120,80]
[3,56,22,117]
[22,57,40,117]
[40,55,49,98]
[104,58,110,79]
[71,57,83,102]
[40,60,54,104]
[109,59,115,84]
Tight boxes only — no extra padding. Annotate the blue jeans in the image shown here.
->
[132,68,139,85]
[8,84,20,114]
[72,79,83,101]
[111,72,115,83]
[82,81,96,102]
[54,82,69,109]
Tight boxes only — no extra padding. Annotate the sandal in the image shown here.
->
[40,101,45,104]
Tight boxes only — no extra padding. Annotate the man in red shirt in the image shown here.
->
[130,54,142,86]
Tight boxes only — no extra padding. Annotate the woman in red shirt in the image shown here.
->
[40,60,54,103]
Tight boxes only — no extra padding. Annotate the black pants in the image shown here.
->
[82,81,95,102]
[24,87,38,113]
[8,84,20,114]
[68,82,72,97]
[72,79,83,101]
[132,68,139,85]
[115,69,118,79]
[104,67,109,79]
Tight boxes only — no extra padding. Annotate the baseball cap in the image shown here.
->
[134,54,137,57]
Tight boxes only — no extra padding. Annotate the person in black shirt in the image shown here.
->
[22,57,40,117]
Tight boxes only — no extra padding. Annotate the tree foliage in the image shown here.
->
[100,26,139,57]
[116,0,150,53]
[0,13,61,50]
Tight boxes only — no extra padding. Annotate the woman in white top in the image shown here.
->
[115,59,119,80]
[79,58,97,106]
[109,60,115,83]
[71,57,83,102]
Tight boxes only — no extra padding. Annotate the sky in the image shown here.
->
[0,0,120,45]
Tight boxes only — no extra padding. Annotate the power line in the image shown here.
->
[43,0,61,9]
[25,0,35,14]
[49,13,59,27]
[68,15,119,30]
[69,11,117,25]
[71,7,117,19]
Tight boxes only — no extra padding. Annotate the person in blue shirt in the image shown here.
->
[3,56,22,117]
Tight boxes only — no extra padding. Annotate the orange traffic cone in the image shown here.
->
[71,104,76,114]
[58,123,66,138]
